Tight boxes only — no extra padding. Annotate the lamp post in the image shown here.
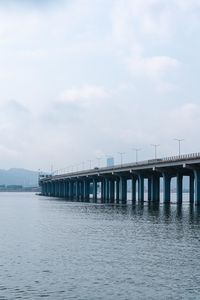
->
[88,160,92,169]
[118,152,125,166]
[174,138,184,156]
[132,148,141,163]
[151,144,160,159]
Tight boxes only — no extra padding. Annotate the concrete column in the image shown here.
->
[138,175,144,202]
[148,178,152,201]
[163,173,171,203]
[51,182,55,197]
[41,183,45,195]
[62,181,65,198]
[189,174,194,203]
[75,181,80,200]
[194,170,200,205]
[84,180,90,201]
[58,181,61,197]
[102,179,106,203]
[48,183,51,196]
[65,181,69,198]
[119,177,127,204]
[116,179,120,204]
[45,183,48,196]
[177,173,183,204]
[105,178,110,203]
[132,177,136,203]
[69,181,74,200]
[52,182,55,196]
[54,182,56,196]
[110,180,115,203]
[55,182,59,197]
[80,181,84,201]
[93,179,97,201]
[151,175,160,202]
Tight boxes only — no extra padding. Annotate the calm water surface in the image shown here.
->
[0,192,200,300]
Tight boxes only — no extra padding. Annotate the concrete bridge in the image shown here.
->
[39,152,200,205]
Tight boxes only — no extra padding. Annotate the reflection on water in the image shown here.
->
[0,193,200,300]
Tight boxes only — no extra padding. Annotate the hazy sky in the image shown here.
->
[0,0,200,171]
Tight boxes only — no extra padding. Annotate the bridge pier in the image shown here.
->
[83,180,90,201]
[163,173,171,203]
[151,175,160,202]
[116,179,120,204]
[100,179,105,203]
[194,170,200,205]
[132,177,137,203]
[148,178,151,201]
[105,178,110,203]
[119,177,127,204]
[177,173,183,204]
[138,175,144,202]
[109,180,115,203]
[189,174,194,203]
[69,181,74,200]
[75,181,79,200]
[93,179,98,202]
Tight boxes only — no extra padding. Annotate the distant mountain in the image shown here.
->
[0,168,39,187]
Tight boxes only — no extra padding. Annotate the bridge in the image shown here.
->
[39,152,200,205]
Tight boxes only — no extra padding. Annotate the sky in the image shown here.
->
[0,0,200,172]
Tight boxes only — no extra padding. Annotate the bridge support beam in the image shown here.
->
[66,181,70,199]
[189,174,194,203]
[55,182,59,197]
[194,170,200,205]
[93,179,97,202]
[100,180,104,203]
[110,180,115,203]
[69,181,74,200]
[177,173,183,204]
[75,181,80,200]
[84,180,90,201]
[138,175,144,202]
[119,177,127,204]
[163,173,171,203]
[148,178,151,201]
[151,175,160,202]
[60,181,64,197]
[105,178,110,203]
[116,179,120,204]
[132,177,137,203]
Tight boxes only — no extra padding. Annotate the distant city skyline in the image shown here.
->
[0,0,200,171]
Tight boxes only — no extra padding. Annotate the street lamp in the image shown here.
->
[118,152,125,166]
[151,144,160,159]
[82,161,85,170]
[174,138,184,156]
[132,148,141,163]
[87,160,92,169]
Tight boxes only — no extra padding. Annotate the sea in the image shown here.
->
[0,192,200,299]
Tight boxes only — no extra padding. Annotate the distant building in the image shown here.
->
[107,157,114,167]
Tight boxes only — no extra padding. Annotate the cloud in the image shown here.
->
[60,84,111,105]
[3,100,30,113]
[127,55,179,80]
